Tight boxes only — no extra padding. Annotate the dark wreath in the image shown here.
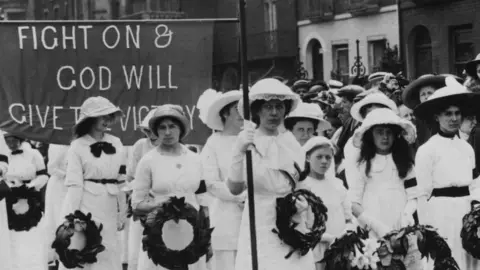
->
[51,210,106,269]
[6,185,43,231]
[272,189,328,259]
[461,202,480,259]
[142,196,214,270]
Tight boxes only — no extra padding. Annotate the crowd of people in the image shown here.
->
[1,53,480,270]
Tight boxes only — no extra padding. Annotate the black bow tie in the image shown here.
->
[90,142,116,158]
[11,150,23,155]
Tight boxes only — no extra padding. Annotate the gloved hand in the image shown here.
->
[291,209,309,234]
[26,176,49,191]
[345,221,357,232]
[357,212,391,238]
[234,120,256,153]
[400,199,417,227]
[295,195,309,213]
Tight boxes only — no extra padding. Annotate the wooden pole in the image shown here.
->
[238,0,259,269]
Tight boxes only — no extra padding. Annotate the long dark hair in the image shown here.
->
[72,117,97,139]
[357,124,414,178]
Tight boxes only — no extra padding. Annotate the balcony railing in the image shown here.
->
[348,0,380,17]
[306,0,334,23]
[120,11,186,20]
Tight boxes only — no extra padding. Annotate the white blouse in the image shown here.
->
[5,146,48,186]
[415,134,480,200]
[126,138,155,182]
[47,144,69,179]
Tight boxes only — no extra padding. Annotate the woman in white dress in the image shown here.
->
[4,133,49,270]
[44,143,69,264]
[59,96,127,270]
[199,89,244,270]
[0,131,11,270]
[132,104,209,270]
[126,109,158,270]
[414,77,480,270]
[227,78,315,270]
[348,108,422,268]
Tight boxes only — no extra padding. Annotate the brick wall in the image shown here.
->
[401,0,480,79]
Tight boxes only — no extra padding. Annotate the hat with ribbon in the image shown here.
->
[302,136,336,155]
[336,85,365,100]
[352,108,416,148]
[148,104,190,139]
[138,109,158,135]
[75,96,123,127]
[199,90,242,131]
[238,78,301,119]
[350,92,398,122]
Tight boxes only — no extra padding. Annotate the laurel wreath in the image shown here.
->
[6,185,43,231]
[51,210,106,269]
[461,202,480,259]
[142,196,214,269]
[272,189,328,259]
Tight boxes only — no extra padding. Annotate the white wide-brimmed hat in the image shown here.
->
[414,76,479,120]
[197,89,222,125]
[148,104,190,139]
[352,108,416,148]
[285,102,332,130]
[302,136,336,155]
[350,92,398,122]
[138,109,157,134]
[238,78,301,118]
[202,90,242,131]
[75,96,123,127]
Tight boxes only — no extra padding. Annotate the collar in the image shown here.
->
[438,129,459,139]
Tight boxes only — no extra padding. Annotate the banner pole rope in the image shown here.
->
[238,0,259,270]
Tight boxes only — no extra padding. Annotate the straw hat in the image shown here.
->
[148,104,190,139]
[285,102,332,130]
[465,53,480,78]
[238,78,301,119]
[402,74,464,109]
[138,109,157,134]
[75,96,122,127]
[350,92,398,122]
[352,108,416,148]
[202,90,242,131]
[336,85,365,100]
[368,72,389,82]
[302,136,336,155]
[414,76,478,120]
[292,80,310,91]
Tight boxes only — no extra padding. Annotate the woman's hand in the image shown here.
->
[295,196,309,213]
[235,120,256,153]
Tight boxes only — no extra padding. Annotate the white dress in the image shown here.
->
[201,133,246,270]
[44,144,69,262]
[132,145,208,270]
[231,131,315,270]
[60,134,127,270]
[126,138,155,270]
[297,176,351,263]
[0,135,11,270]
[415,134,480,270]
[6,146,49,270]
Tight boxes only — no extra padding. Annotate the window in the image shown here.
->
[411,25,432,78]
[368,39,386,73]
[264,0,277,32]
[451,25,474,76]
[332,44,349,83]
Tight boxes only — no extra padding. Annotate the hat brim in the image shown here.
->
[402,75,463,109]
[148,114,190,140]
[284,116,332,131]
[205,92,242,131]
[74,107,123,127]
[353,120,416,148]
[465,60,480,78]
[336,90,363,99]
[350,95,398,122]
[413,93,479,120]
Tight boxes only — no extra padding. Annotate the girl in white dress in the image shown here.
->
[348,108,423,269]
[44,143,69,264]
[227,78,315,270]
[414,77,480,270]
[0,131,11,270]
[132,104,209,270]
[59,96,127,270]
[199,90,244,270]
[126,109,158,270]
[298,136,353,270]
[4,133,49,270]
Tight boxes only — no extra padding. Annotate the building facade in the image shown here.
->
[400,0,480,79]
[0,0,30,20]
[297,0,400,84]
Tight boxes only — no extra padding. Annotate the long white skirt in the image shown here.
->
[0,199,12,270]
[422,196,478,270]
[44,174,68,261]
[213,250,236,270]
[10,218,48,270]
[128,218,144,270]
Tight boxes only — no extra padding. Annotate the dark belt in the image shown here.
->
[431,186,470,198]
[85,179,125,185]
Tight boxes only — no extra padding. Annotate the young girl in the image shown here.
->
[298,136,353,270]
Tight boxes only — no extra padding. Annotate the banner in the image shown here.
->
[0,21,214,145]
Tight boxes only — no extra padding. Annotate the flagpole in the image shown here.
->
[238,0,259,270]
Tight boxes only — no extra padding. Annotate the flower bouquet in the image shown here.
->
[461,201,480,259]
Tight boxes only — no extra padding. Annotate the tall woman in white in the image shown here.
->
[125,109,158,270]
[227,78,315,270]
[60,96,127,270]
[414,77,480,269]
[4,133,49,270]
[0,131,12,270]
[198,89,244,270]
[132,105,208,270]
